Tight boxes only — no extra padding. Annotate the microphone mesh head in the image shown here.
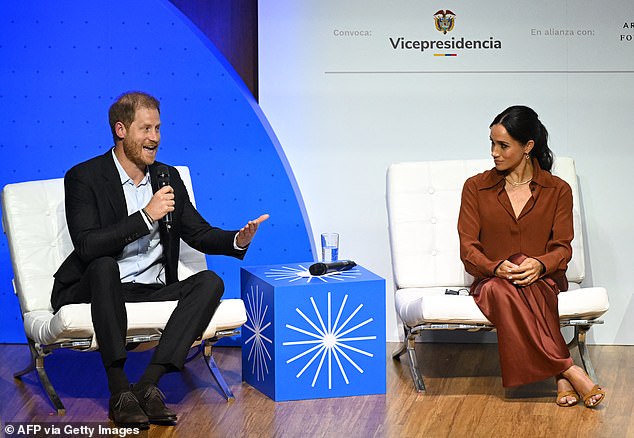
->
[157,165,170,185]
[309,263,327,276]
[157,165,168,176]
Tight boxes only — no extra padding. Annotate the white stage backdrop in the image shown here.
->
[259,0,634,344]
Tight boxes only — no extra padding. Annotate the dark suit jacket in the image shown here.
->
[51,150,246,312]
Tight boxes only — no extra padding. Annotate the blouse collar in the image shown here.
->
[476,157,558,190]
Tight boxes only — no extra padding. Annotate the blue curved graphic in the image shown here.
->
[0,1,313,342]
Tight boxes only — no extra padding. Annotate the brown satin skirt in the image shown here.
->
[473,253,573,387]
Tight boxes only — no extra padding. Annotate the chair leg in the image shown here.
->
[405,332,426,393]
[201,340,235,401]
[14,340,66,415]
[575,325,599,383]
[184,343,203,364]
[391,339,407,359]
[392,324,414,359]
[13,342,36,378]
[393,325,426,392]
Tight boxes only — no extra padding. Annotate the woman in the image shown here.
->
[457,105,605,407]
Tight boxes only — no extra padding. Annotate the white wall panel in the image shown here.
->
[259,0,634,344]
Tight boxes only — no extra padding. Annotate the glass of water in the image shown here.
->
[321,233,339,262]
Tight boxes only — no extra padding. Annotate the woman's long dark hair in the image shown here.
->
[490,105,554,172]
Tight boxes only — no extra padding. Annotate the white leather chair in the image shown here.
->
[1,166,247,414]
[386,157,609,392]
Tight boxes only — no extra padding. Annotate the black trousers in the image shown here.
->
[75,256,224,370]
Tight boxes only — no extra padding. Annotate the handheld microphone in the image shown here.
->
[309,260,357,276]
[156,165,172,230]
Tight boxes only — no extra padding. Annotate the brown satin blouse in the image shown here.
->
[457,159,573,292]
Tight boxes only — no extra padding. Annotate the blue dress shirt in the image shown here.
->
[111,149,165,285]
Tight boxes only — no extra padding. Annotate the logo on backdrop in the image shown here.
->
[434,10,456,34]
[388,8,502,55]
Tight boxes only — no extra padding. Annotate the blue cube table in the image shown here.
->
[240,262,386,401]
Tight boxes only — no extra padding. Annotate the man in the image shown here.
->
[51,91,268,428]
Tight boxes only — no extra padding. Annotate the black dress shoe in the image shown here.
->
[108,390,149,429]
[132,384,178,425]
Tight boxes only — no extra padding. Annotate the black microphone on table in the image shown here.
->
[309,260,357,276]
[156,165,172,230]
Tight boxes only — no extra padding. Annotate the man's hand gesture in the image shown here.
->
[236,214,270,248]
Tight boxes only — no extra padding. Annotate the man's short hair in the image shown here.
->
[108,91,160,142]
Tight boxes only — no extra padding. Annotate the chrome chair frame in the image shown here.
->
[14,329,240,416]
[392,319,604,392]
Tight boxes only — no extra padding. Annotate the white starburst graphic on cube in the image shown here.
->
[243,285,272,381]
[282,292,376,389]
[264,264,362,284]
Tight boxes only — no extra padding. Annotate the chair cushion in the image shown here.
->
[24,298,247,347]
[395,286,609,327]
